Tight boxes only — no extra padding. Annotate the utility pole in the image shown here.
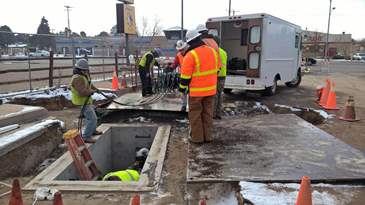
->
[181,0,184,40]
[228,0,232,16]
[65,5,76,65]
[324,0,333,61]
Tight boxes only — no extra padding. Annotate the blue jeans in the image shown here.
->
[82,105,97,139]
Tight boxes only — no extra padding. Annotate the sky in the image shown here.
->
[0,0,364,39]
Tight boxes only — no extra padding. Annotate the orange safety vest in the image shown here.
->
[202,38,222,69]
[180,45,219,97]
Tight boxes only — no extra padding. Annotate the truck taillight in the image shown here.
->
[251,79,255,84]
[247,79,250,85]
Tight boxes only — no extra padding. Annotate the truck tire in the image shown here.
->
[285,70,302,88]
[223,88,232,94]
[263,77,278,96]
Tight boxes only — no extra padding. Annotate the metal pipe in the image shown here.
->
[181,0,184,40]
[324,0,333,61]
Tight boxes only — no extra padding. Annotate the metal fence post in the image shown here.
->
[114,52,119,77]
[49,51,54,87]
[27,48,33,91]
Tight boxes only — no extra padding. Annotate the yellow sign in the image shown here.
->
[123,4,137,34]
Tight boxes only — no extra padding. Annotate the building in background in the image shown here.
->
[302,30,352,59]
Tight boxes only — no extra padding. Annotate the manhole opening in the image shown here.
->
[25,124,170,192]
[56,126,157,181]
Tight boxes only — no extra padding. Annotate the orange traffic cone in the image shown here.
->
[111,71,119,90]
[8,179,23,205]
[319,79,331,106]
[295,176,312,205]
[53,192,63,205]
[199,198,206,205]
[322,82,339,110]
[129,195,140,205]
[121,72,127,88]
[339,96,360,121]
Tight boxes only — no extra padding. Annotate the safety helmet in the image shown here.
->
[75,58,89,70]
[186,29,201,43]
[151,48,162,57]
[175,40,187,51]
[196,24,208,34]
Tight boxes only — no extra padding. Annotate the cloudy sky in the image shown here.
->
[1,0,364,39]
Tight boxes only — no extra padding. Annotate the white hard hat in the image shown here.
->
[75,58,89,70]
[186,29,201,43]
[176,40,187,50]
[196,24,208,33]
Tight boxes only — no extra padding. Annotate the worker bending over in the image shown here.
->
[179,29,219,143]
[138,48,161,97]
[70,59,101,143]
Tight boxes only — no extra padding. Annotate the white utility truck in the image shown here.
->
[206,13,302,95]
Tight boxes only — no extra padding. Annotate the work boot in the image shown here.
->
[180,105,187,112]
[84,138,96,143]
[93,130,103,136]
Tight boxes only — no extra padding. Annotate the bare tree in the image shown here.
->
[138,16,162,37]
[149,16,162,37]
[140,17,148,37]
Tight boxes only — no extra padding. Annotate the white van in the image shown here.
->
[206,13,302,95]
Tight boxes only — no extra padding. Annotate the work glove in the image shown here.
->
[178,87,189,94]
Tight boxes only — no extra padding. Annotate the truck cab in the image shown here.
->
[206,13,302,95]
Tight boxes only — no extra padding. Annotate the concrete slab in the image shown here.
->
[187,114,365,183]
[107,92,185,112]
[0,104,48,127]
[0,119,63,179]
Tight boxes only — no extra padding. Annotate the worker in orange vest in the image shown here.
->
[179,29,219,143]
[196,24,222,69]
[173,40,189,111]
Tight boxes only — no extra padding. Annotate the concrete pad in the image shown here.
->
[187,114,365,183]
[0,119,63,179]
[0,104,48,127]
[107,92,185,112]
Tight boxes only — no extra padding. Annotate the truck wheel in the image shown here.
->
[263,77,278,96]
[285,71,302,88]
[223,88,232,94]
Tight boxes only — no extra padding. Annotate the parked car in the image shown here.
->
[303,57,317,66]
[29,50,50,57]
[353,53,365,60]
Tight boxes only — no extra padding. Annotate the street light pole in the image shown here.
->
[181,0,184,40]
[229,0,232,16]
[324,0,333,62]
[65,5,76,65]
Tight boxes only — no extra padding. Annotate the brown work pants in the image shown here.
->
[188,95,215,143]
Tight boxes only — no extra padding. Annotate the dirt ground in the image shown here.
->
[1,62,365,204]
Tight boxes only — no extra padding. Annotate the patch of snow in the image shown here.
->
[128,116,151,123]
[253,102,271,113]
[274,104,302,112]
[313,109,334,119]
[0,124,19,135]
[240,181,356,205]
[0,119,64,149]
[92,92,116,101]
[1,87,116,103]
